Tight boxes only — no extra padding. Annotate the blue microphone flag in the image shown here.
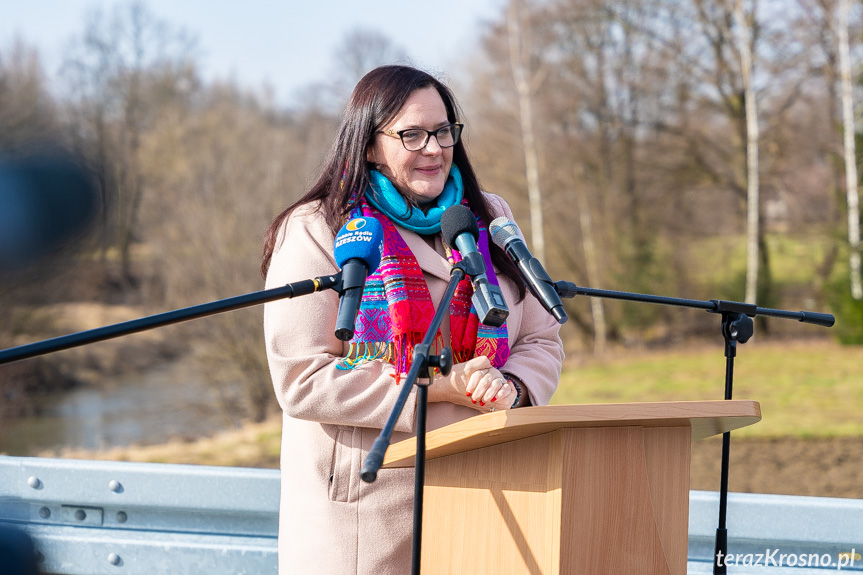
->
[333,217,383,274]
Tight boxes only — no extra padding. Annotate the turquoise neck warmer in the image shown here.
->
[366,164,464,235]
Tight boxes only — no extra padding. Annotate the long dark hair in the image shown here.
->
[261,65,525,300]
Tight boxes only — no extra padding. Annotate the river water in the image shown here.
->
[0,360,230,456]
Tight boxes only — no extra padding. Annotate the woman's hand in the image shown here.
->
[427,355,516,413]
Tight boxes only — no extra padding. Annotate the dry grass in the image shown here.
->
[40,338,861,478]
[553,337,863,438]
[41,417,282,468]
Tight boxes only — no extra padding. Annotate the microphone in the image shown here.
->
[441,205,509,327]
[0,152,99,272]
[333,216,384,341]
[489,217,567,325]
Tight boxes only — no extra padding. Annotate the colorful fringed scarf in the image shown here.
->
[338,169,509,382]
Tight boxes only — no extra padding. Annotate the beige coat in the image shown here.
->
[263,193,564,574]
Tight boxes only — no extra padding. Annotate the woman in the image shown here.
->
[262,65,564,574]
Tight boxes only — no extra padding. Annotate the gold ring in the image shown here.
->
[488,406,496,413]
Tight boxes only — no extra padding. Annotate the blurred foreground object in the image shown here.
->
[0,152,98,272]
[0,524,40,574]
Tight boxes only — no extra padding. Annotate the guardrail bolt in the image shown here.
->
[115,511,128,523]
[108,479,123,493]
[107,552,122,566]
[27,476,42,489]
[38,507,51,519]
[74,509,87,521]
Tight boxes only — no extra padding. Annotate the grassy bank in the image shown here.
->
[552,338,863,437]
[44,418,284,468]
[43,338,862,469]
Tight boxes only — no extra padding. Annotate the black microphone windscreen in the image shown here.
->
[441,204,479,249]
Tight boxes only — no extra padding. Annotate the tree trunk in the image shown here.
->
[573,171,607,356]
[735,0,761,305]
[507,0,546,263]
[838,0,862,299]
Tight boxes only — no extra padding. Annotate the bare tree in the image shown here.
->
[60,1,196,288]
[471,0,708,346]
[0,40,70,333]
[507,0,547,263]
[655,0,780,313]
[0,39,61,153]
[573,166,607,355]
[734,0,762,304]
[548,0,682,337]
[838,0,862,299]
[315,28,409,112]
[334,28,409,85]
[138,81,335,422]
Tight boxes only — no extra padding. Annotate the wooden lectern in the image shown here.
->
[383,400,760,575]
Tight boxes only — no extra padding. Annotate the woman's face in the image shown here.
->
[367,87,453,206]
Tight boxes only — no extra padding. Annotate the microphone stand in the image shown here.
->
[552,281,834,575]
[360,260,481,575]
[0,274,342,365]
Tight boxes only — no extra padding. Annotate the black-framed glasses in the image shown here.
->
[377,123,464,151]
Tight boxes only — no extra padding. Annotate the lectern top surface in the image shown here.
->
[383,399,761,468]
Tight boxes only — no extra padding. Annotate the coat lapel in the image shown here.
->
[396,226,453,283]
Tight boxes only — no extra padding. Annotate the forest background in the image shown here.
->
[1,0,861,498]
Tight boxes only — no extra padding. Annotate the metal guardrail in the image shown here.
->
[1,455,860,574]
[0,456,279,574]
[688,491,862,574]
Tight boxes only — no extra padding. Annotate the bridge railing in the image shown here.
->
[1,455,860,574]
[0,456,279,574]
